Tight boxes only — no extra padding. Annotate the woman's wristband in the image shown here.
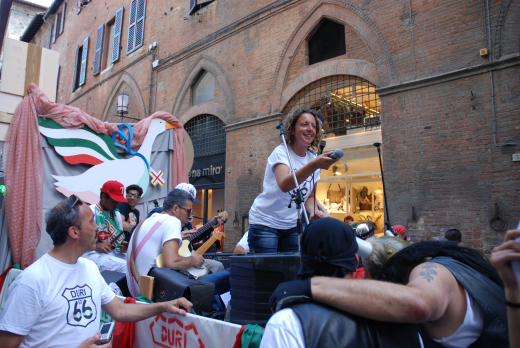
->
[505,300,520,308]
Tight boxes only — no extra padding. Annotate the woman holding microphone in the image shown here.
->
[248,108,339,253]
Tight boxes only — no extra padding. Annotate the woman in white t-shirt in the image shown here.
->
[248,108,338,253]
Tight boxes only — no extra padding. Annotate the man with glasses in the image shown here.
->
[82,180,128,273]
[126,188,229,300]
[118,184,143,241]
[0,195,192,348]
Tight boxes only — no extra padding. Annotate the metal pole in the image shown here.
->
[373,143,392,231]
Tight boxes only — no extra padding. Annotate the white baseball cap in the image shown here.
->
[175,183,201,203]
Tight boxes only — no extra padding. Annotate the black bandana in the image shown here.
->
[298,217,358,279]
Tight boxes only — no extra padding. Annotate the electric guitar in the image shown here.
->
[178,211,228,257]
[156,231,226,278]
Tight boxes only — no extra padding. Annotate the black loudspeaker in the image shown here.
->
[148,267,215,313]
[229,253,300,326]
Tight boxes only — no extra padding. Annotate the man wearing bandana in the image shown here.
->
[82,180,128,273]
[261,218,421,348]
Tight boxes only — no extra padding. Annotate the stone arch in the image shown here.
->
[172,55,235,125]
[280,59,379,110]
[493,0,520,60]
[178,102,228,126]
[270,0,396,113]
[101,72,146,122]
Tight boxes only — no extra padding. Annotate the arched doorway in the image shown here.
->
[185,114,226,232]
[283,75,386,232]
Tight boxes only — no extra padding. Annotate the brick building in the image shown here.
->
[5,0,47,40]
[22,0,520,253]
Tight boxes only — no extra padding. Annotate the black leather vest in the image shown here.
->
[291,302,422,348]
[418,256,508,348]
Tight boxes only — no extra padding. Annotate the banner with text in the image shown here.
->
[134,312,242,348]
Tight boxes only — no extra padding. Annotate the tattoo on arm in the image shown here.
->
[420,263,438,283]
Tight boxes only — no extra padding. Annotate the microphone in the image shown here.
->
[329,148,344,159]
[318,140,326,155]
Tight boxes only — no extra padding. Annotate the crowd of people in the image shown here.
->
[0,107,518,347]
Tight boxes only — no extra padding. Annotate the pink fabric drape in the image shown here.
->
[5,83,188,269]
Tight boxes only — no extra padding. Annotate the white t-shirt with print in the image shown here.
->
[126,213,183,297]
[249,144,320,229]
[0,253,115,348]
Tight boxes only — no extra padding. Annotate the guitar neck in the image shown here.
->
[189,219,217,242]
[195,235,219,255]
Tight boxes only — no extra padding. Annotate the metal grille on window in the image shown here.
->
[282,75,381,137]
[185,115,226,158]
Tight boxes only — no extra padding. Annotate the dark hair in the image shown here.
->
[45,198,84,246]
[445,228,462,242]
[344,215,354,222]
[379,241,503,288]
[126,184,143,196]
[282,107,323,153]
[163,189,193,211]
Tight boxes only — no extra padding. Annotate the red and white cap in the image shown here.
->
[101,180,127,203]
[175,183,201,203]
[393,225,407,240]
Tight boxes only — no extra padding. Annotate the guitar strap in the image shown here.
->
[127,219,163,295]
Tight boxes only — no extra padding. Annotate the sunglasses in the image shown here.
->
[181,207,193,215]
[68,194,83,208]
[126,193,141,198]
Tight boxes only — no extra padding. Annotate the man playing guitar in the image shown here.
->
[126,188,230,298]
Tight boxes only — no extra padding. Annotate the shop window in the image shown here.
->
[317,145,385,230]
[185,114,226,236]
[192,70,215,106]
[308,19,346,65]
[282,75,381,137]
[185,114,226,158]
[189,0,214,15]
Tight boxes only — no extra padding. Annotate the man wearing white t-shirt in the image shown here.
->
[127,189,230,298]
[0,195,192,348]
[126,189,204,297]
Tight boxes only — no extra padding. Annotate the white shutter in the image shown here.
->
[126,0,137,53]
[72,46,79,91]
[59,2,66,34]
[52,16,57,43]
[134,0,146,49]
[93,24,104,76]
[111,7,124,63]
[189,0,197,15]
[79,37,89,86]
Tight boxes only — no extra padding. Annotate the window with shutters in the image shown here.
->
[126,0,146,54]
[189,0,214,15]
[72,45,83,91]
[72,37,89,91]
[93,7,124,76]
[52,2,67,43]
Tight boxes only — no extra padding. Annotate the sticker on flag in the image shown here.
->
[149,168,165,187]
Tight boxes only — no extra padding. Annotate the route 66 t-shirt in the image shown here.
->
[0,253,115,347]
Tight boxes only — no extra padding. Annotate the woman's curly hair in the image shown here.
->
[282,107,323,153]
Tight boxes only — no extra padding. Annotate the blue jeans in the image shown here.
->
[198,269,230,317]
[199,269,230,295]
[248,224,304,253]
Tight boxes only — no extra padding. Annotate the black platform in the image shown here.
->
[229,253,300,326]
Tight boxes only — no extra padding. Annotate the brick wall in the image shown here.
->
[27,0,519,253]
[7,2,46,39]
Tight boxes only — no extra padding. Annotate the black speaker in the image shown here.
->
[229,253,300,326]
